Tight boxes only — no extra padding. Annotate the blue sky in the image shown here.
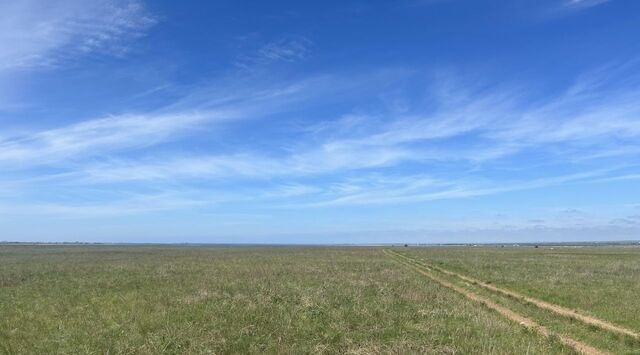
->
[1,0,640,244]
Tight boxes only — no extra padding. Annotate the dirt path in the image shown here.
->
[389,250,640,340]
[384,250,608,355]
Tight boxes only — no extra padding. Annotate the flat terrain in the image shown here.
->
[0,245,638,354]
[403,246,640,331]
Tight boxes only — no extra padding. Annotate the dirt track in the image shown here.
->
[389,249,640,340]
[385,249,608,355]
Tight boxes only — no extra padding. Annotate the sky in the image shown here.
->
[1,0,640,244]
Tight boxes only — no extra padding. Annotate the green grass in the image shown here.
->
[389,249,640,354]
[0,245,573,354]
[402,246,640,332]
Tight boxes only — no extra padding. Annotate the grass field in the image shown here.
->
[1,245,638,354]
[402,246,640,331]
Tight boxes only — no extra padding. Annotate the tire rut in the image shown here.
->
[384,249,608,355]
[390,250,640,340]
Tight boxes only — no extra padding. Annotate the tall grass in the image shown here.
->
[1,245,569,354]
[404,246,640,331]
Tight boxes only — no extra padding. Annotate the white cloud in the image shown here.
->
[0,0,157,71]
[0,73,353,170]
[297,169,615,207]
[0,111,220,166]
[77,154,285,183]
[0,191,212,218]
[258,37,313,62]
[61,145,412,184]
[565,0,611,9]
[490,88,640,146]
[2,62,640,217]
[235,36,313,71]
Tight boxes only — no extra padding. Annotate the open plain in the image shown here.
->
[1,244,639,354]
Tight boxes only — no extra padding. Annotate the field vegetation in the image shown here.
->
[403,246,640,330]
[397,246,640,354]
[1,244,638,354]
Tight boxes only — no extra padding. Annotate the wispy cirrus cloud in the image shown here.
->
[0,0,157,71]
[69,146,413,184]
[529,0,613,21]
[0,111,218,167]
[257,37,313,62]
[0,189,214,218]
[235,36,313,71]
[564,0,611,9]
[2,60,640,218]
[0,70,378,170]
[2,1,638,244]
[301,169,618,207]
